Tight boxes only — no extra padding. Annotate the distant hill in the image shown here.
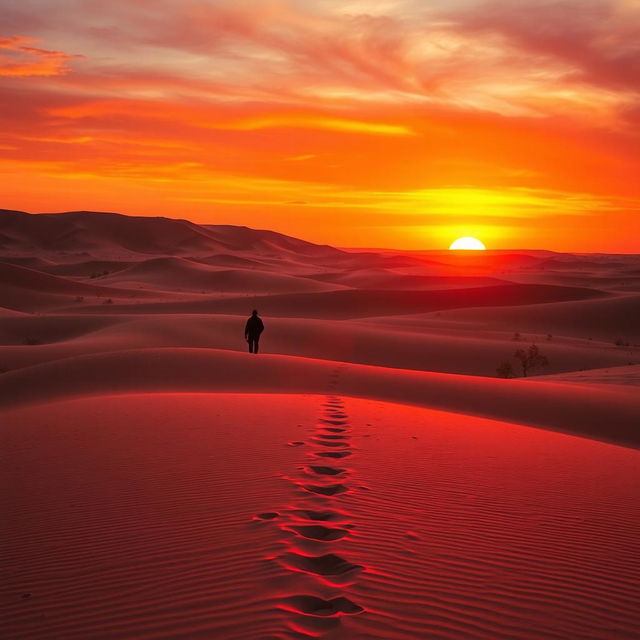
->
[201,224,342,258]
[0,210,346,262]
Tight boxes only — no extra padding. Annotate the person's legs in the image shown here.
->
[248,337,254,353]
[254,336,260,354]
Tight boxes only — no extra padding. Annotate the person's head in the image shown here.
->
[252,309,258,316]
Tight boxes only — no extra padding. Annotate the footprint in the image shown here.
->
[287,441,305,447]
[254,512,280,520]
[316,434,349,440]
[308,465,345,476]
[320,419,349,426]
[314,440,349,448]
[289,509,344,522]
[304,483,348,496]
[283,595,363,617]
[288,525,349,541]
[325,413,348,419]
[314,451,351,459]
[323,427,346,433]
[284,552,363,577]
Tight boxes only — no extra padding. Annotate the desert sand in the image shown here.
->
[1,209,639,639]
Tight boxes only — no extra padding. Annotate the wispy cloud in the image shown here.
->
[0,35,78,76]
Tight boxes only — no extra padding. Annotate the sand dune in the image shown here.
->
[40,259,134,277]
[1,255,134,278]
[4,393,637,639]
[63,282,607,318]
[384,293,640,343]
[0,347,637,446]
[306,269,508,290]
[540,255,640,270]
[533,364,640,387]
[0,255,56,269]
[503,269,640,293]
[101,257,346,293]
[1,313,635,378]
[195,252,273,269]
[365,250,546,274]
[0,261,161,312]
[1,209,225,258]
[2,210,639,640]
[1,209,348,262]
[0,307,28,317]
[202,224,343,259]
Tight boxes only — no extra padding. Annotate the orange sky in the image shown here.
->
[1,0,639,251]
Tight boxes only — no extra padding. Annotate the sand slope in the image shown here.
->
[0,209,347,262]
[101,257,346,293]
[0,262,160,312]
[0,347,637,446]
[0,313,635,378]
[389,294,640,342]
[2,210,640,639]
[62,283,607,318]
[2,393,638,639]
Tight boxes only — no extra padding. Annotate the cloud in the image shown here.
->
[1,1,639,250]
[449,0,640,92]
[0,35,78,77]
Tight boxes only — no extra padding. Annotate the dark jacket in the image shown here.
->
[245,315,264,337]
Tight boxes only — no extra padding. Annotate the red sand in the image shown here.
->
[1,210,639,639]
[2,394,639,640]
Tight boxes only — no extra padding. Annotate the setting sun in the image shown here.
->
[449,237,486,250]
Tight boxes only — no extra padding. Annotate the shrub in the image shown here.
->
[514,344,549,377]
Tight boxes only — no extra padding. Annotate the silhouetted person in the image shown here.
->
[245,309,264,354]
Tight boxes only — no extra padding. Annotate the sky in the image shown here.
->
[1,0,639,251]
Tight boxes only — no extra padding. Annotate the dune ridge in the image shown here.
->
[55,282,608,318]
[0,347,637,447]
[1,312,635,379]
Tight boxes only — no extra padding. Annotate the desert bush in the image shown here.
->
[23,337,42,345]
[103,298,113,305]
[514,344,549,377]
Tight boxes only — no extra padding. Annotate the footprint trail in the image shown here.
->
[254,364,367,636]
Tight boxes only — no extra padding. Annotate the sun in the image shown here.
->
[449,236,486,250]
